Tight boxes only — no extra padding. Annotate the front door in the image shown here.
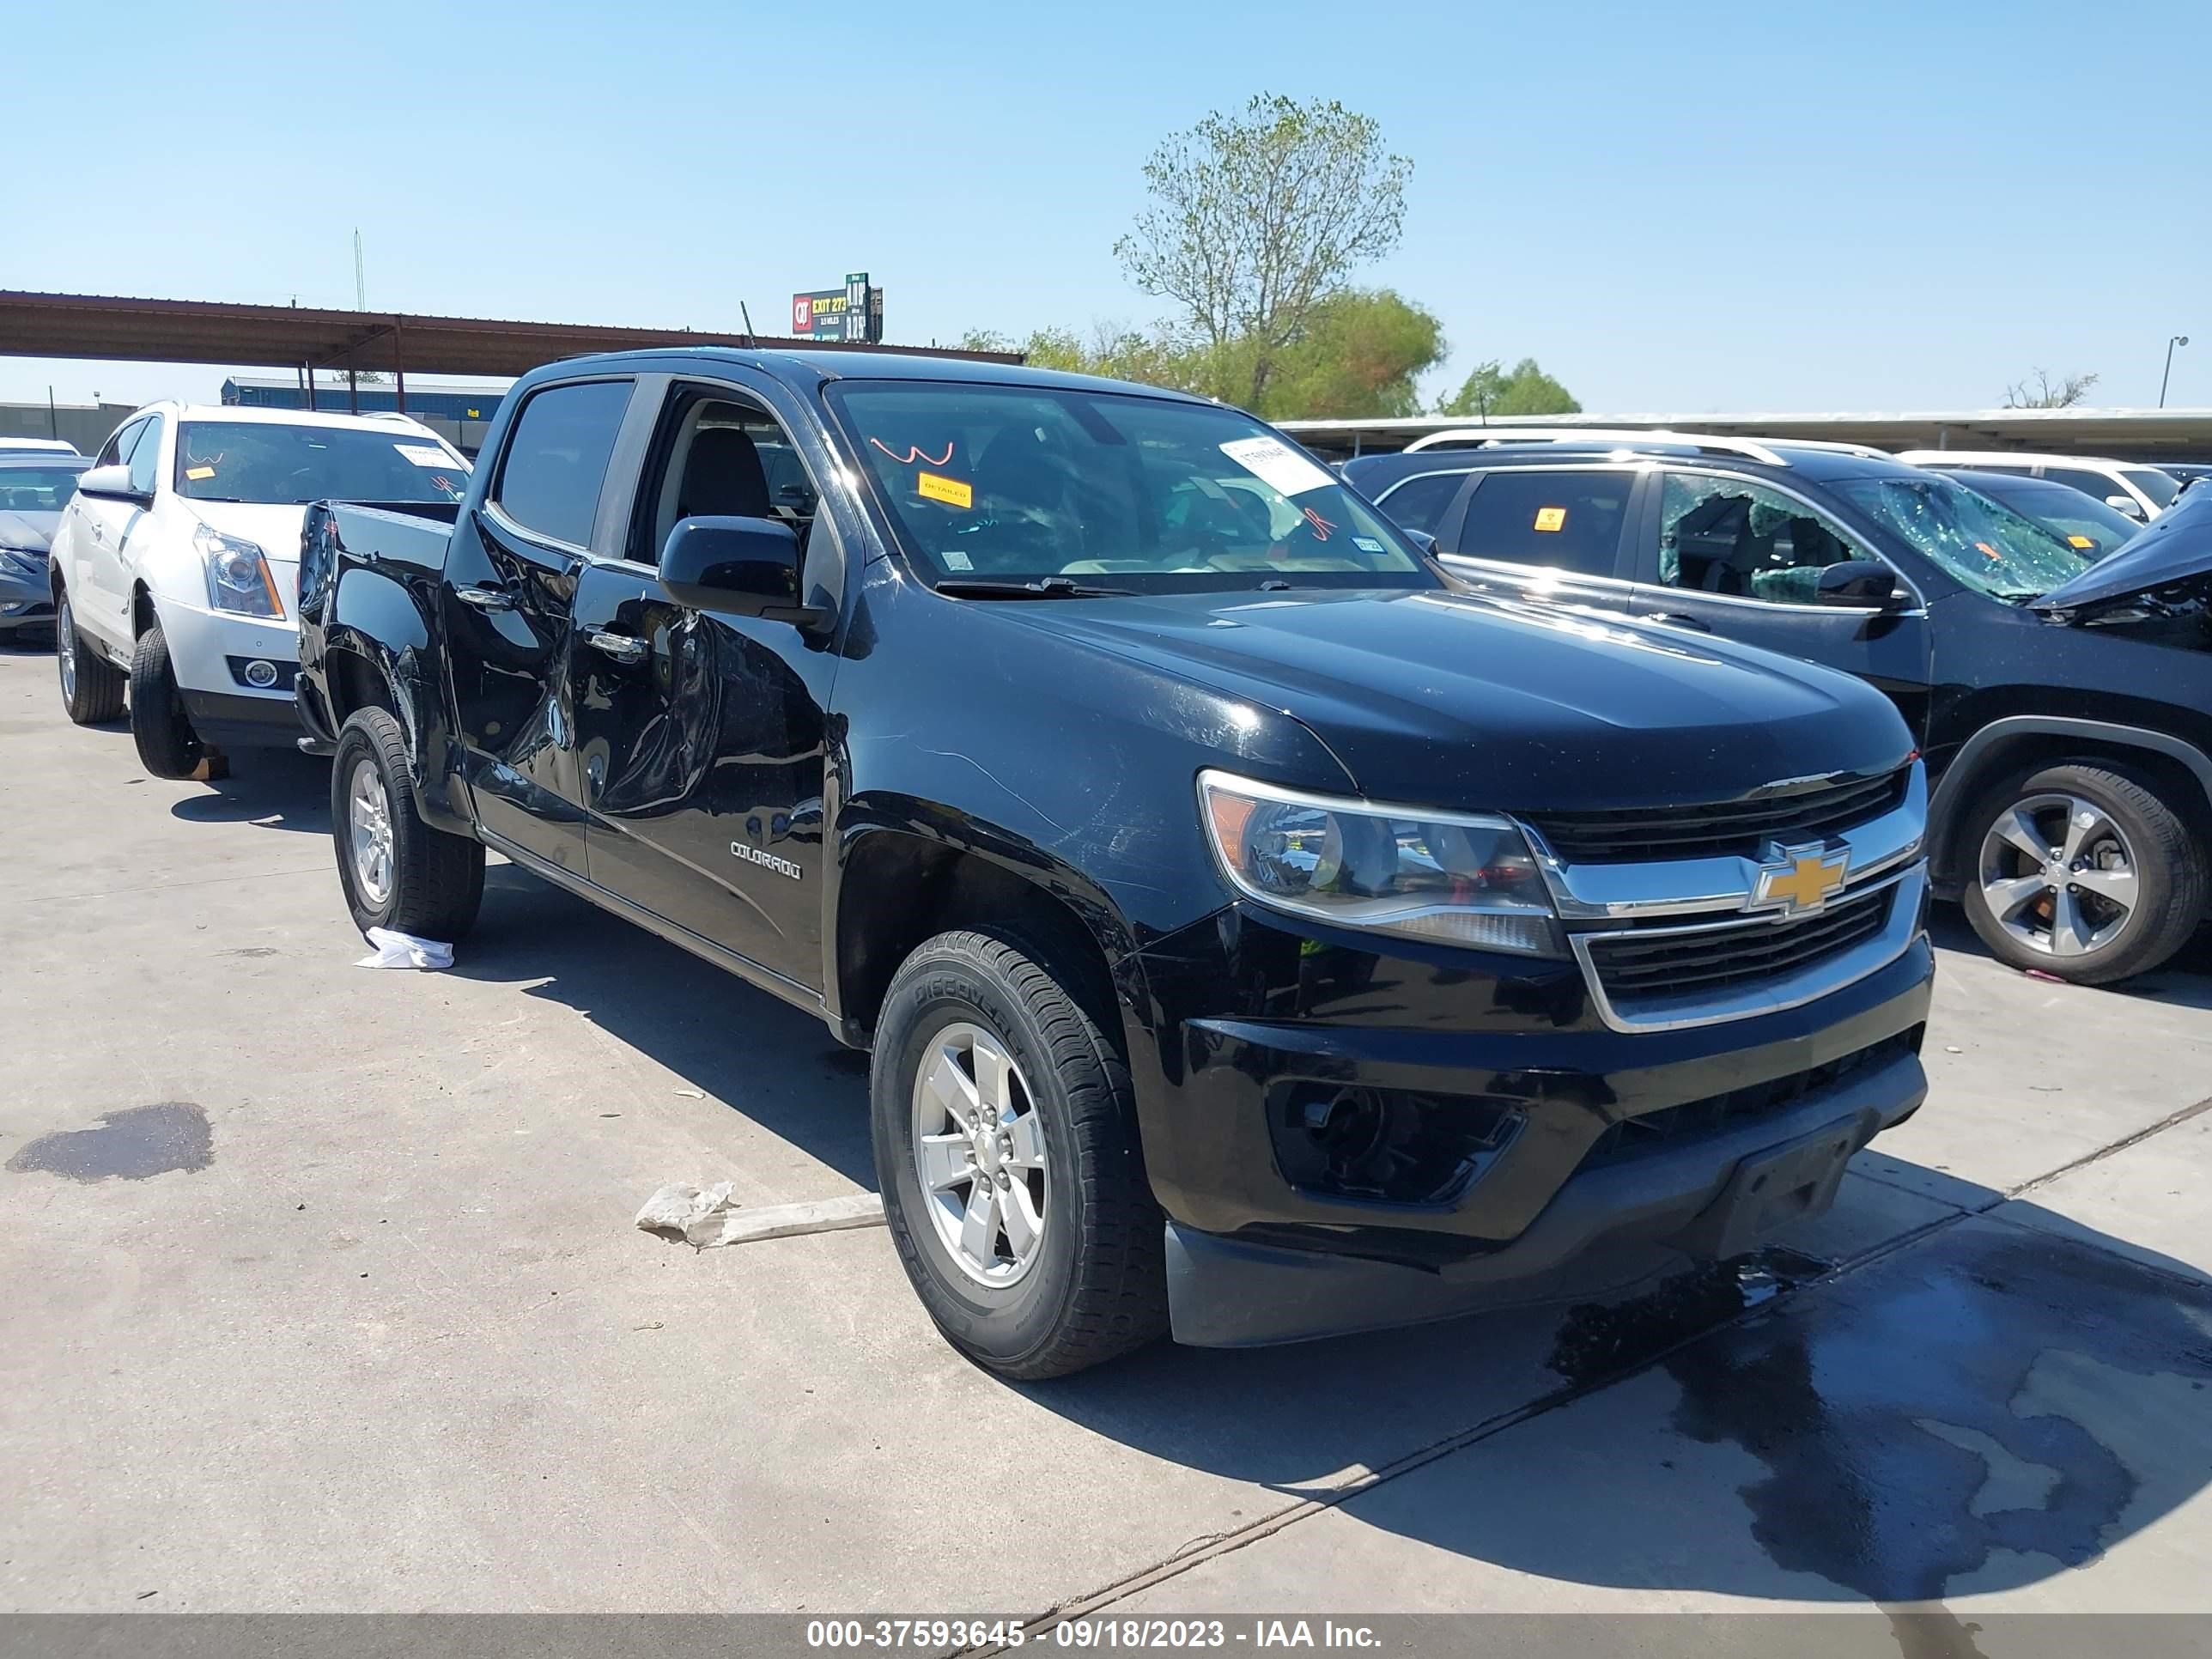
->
[569,384,838,990]
[75,416,156,644]
[441,377,635,873]
[1626,468,1935,741]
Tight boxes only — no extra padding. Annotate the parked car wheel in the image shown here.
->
[1961,763,2206,984]
[330,706,485,943]
[128,622,206,779]
[55,589,126,725]
[872,927,1166,1379]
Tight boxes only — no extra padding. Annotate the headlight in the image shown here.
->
[0,548,43,580]
[1198,770,1564,956]
[196,521,283,618]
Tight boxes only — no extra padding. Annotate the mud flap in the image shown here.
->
[1669,1114,1861,1262]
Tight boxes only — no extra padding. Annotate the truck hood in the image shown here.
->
[2033,485,2212,615]
[0,509,58,554]
[994,586,1911,811]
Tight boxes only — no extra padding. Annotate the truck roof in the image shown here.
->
[533,346,1213,404]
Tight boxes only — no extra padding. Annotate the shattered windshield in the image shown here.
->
[829,383,1434,593]
[1835,475,2094,601]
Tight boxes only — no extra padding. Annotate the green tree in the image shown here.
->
[1223,289,1445,420]
[1438,357,1581,418]
[2003,368,2100,408]
[1115,94,1413,410]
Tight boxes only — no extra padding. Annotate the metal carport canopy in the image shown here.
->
[0,290,1017,377]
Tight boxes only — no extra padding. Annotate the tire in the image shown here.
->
[128,622,206,779]
[330,706,485,943]
[872,927,1166,1379]
[55,587,126,725]
[1960,762,2206,985]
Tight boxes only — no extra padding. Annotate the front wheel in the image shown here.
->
[1961,763,2206,985]
[872,928,1166,1379]
[330,707,485,943]
[128,622,206,779]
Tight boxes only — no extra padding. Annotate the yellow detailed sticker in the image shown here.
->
[185,465,216,480]
[2068,534,2095,549]
[917,471,973,509]
[1534,506,1567,532]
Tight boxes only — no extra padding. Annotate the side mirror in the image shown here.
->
[1403,528,1439,558]
[2105,494,2147,520]
[659,515,824,627]
[1816,560,1905,609]
[77,464,149,506]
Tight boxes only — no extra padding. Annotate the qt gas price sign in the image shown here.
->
[790,273,881,343]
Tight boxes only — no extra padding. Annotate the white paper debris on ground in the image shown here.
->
[355,927,455,970]
[635,1184,884,1249]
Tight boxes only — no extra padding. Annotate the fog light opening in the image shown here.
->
[243,659,279,689]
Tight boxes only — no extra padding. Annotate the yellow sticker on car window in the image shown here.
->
[185,465,216,480]
[1534,507,1567,532]
[916,471,973,509]
[2068,534,2095,549]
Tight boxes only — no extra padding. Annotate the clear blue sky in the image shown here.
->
[8,0,2206,413]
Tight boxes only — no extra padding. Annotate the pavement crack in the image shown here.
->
[1996,1092,2212,1204]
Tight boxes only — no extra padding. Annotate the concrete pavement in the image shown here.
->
[3,641,2209,1632]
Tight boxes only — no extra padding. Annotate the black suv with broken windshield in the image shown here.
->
[1346,434,2212,984]
[296,352,1933,1377]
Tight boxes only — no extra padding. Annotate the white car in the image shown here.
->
[1894,450,2180,523]
[0,437,82,456]
[48,403,469,777]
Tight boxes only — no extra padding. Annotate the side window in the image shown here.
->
[1658,473,1872,605]
[96,418,144,471]
[492,380,633,549]
[632,387,819,567]
[2043,466,2124,504]
[1371,471,1466,535]
[1451,470,1632,575]
[127,415,164,495]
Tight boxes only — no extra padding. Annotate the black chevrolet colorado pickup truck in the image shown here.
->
[297,349,1934,1378]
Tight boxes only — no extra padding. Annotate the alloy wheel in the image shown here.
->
[57,598,76,702]
[1978,792,2139,958]
[347,757,396,908]
[909,1021,1048,1287]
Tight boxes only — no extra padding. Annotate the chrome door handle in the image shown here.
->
[1642,611,1711,632]
[453,585,514,612]
[586,629,648,664]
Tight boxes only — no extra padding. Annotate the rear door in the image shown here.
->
[1432,465,1648,616]
[567,374,841,992]
[442,376,635,874]
[1624,466,1935,738]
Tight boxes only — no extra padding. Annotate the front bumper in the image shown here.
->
[0,562,52,631]
[1126,901,1935,1347]
[156,598,301,749]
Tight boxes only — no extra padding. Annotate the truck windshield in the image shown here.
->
[175,422,470,506]
[828,383,1435,592]
[1833,475,2093,602]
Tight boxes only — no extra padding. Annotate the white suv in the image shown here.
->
[49,404,468,778]
[1895,450,2181,523]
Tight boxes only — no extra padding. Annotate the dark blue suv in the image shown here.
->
[1345,432,2212,986]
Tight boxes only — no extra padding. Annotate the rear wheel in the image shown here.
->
[872,927,1166,1379]
[128,622,206,779]
[331,706,484,943]
[1961,763,2205,985]
[56,589,126,725]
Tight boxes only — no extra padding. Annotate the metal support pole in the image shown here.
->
[392,319,406,415]
[306,362,318,412]
[2160,336,2189,409]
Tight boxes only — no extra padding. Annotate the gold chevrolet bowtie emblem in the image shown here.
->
[1751,846,1850,915]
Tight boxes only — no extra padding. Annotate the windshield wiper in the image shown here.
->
[933,577,1134,599]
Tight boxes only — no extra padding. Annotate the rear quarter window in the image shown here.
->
[1370,471,1467,535]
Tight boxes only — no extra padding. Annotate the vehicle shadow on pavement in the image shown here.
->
[167,747,331,834]
[448,864,878,1189]
[1928,904,2212,1012]
[1010,1184,2212,1611]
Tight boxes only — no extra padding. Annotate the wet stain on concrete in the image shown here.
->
[219,947,280,959]
[1661,1227,2212,1605]
[1548,1247,1830,1386]
[6,1103,212,1182]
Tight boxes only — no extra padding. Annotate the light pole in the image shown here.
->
[2160,335,2189,407]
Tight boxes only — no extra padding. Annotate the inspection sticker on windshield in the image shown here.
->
[185,465,216,481]
[394,443,454,468]
[1218,435,1333,498]
[917,471,974,509]
[942,549,973,571]
[1352,536,1385,553]
[1534,507,1567,532]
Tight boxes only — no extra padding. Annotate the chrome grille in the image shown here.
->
[1527,767,1911,864]
[1583,885,1893,1006]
